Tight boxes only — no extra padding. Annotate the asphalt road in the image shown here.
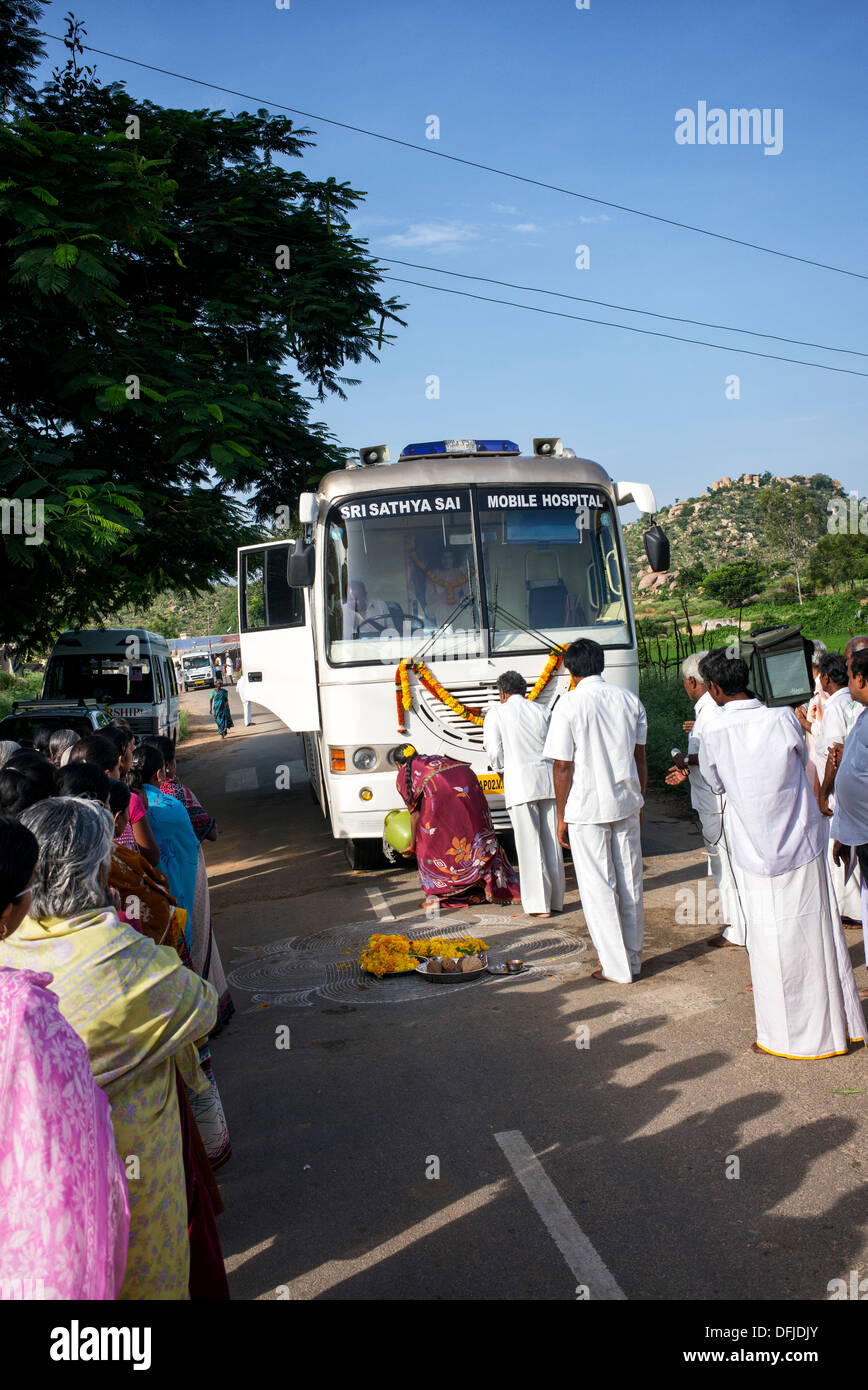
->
[178,687,868,1302]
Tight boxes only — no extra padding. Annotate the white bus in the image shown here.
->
[237,437,667,868]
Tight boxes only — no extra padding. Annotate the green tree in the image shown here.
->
[675,560,706,593]
[758,484,825,605]
[0,9,404,652]
[809,531,868,593]
[704,558,767,611]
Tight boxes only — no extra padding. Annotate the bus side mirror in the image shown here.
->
[643,522,670,573]
[288,538,315,588]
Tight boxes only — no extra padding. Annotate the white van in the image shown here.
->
[42,629,181,741]
[179,650,215,692]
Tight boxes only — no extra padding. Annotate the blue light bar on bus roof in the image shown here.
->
[399,439,521,458]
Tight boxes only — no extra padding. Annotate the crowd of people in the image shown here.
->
[0,719,234,1301]
[401,635,868,1060]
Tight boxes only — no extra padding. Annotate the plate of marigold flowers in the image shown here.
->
[358,934,420,977]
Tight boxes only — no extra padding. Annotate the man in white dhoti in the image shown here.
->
[831,646,868,995]
[665,651,746,949]
[483,671,565,918]
[820,636,868,803]
[698,649,864,1060]
[543,639,647,984]
[813,651,862,923]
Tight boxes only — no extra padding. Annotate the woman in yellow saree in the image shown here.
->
[0,797,217,1300]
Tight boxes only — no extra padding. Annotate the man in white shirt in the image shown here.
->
[814,651,861,922]
[698,650,864,1060]
[483,671,565,917]
[235,673,253,726]
[543,639,647,984]
[831,647,868,987]
[665,651,746,949]
[342,580,393,640]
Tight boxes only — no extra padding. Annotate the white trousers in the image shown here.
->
[698,799,746,945]
[508,798,565,915]
[242,699,252,726]
[737,852,864,1059]
[825,834,862,921]
[568,812,643,983]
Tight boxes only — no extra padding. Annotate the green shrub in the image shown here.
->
[639,672,694,789]
[178,708,191,742]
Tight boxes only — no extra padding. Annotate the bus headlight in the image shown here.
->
[352,747,377,771]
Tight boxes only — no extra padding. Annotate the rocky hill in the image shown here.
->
[623,471,843,597]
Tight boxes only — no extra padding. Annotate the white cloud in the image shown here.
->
[578,213,611,224]
[513,222,539,233]
[490,202,519,214]
[379,221,479,251]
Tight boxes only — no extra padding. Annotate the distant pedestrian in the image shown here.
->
[544,639,647,984]
[222,656,233,685]
[209,679,233,739]
[236,674,253,726]
[483,670,564,917]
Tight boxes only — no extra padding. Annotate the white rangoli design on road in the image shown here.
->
[227,913,588,1008]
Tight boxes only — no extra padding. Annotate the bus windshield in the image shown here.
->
[324,483,630,665]
[479,487,629,653]
[44,655,155,703]
[326,487,484,665]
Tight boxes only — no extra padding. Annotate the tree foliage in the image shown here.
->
[704,558,767,609]
[758,484,826,605]
[0,9,404,651]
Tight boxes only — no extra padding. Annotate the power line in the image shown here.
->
[379,275,868,379]
[379,257,868,360]
[38,31,868,284]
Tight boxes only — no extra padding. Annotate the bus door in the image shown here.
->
[237,541,320,732]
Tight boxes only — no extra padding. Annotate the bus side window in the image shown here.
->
[241,547,303,631]
[153,656,166,704]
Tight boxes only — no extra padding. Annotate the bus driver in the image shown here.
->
[342,580,394,639]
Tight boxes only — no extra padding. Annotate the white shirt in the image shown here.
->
[814,685,852,781]
[831,705,868,846]
[483,696,554,809]
[342,596,391,639]
[845,701,863,738]
[698,698,825,877]
[686,690,724,814]
[543,675,647,825]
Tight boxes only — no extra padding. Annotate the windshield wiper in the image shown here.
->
[489,599,561,652]
[411,594,473,665]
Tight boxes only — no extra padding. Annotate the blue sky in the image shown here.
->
[34,0,868,510]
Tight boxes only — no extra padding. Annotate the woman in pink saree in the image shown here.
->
[394,746,520,907]
[0,817,129,1300]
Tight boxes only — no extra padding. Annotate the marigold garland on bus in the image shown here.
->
[393,646,573,733]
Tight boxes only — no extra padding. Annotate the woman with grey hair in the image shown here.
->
[0,796,219,1301]
[0,739,20,768]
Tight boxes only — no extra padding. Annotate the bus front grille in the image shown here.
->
[415,678,559,747]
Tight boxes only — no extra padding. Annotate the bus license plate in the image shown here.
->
[477,773,504,795]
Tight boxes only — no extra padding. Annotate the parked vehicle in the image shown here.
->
[41,629,180,741]
[0,699,111,747]
[179,650,215,692]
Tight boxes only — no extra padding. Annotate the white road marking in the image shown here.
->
[225,767,259,792]
[366,886,396,922]
[494,1129,626,1300]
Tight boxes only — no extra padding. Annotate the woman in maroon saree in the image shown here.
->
[395,747,520,907]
